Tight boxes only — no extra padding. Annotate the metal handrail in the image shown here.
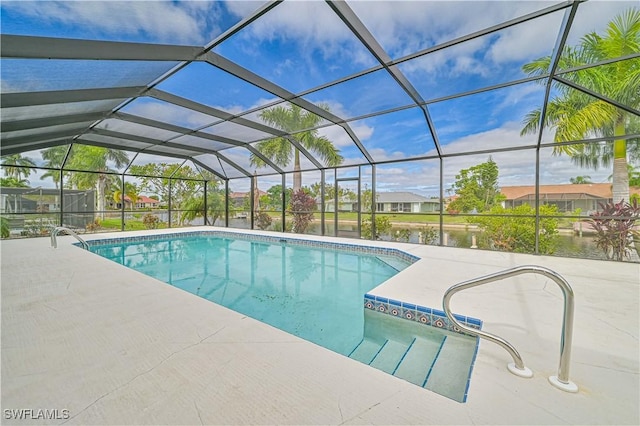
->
[443,265,578,393]
[51,226,89,250]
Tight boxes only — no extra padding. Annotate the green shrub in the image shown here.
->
[418,225,438,245]
[589,200,640,261]
[289,190,315,233]
[473,204,559,254]
[395,228,411,242]
[1,217,10,239]
[143,213,160,229]
[362,215,392,240]
[255,211,273,230]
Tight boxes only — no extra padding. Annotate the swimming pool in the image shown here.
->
[89,231,417,355]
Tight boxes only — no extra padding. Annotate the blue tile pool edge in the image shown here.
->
[77,230,421,265]
[363,294,483,336]
[364,294,483,403]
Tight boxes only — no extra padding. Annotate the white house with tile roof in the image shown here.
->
[500,183,640,213]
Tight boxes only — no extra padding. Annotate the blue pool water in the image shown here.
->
[90,233,413,355]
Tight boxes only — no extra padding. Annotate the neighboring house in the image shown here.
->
[321,196,358,213]
[112,195,160,209]
[133,195,160,209]
[500,183,640,213]
[375,192,440,213]
[320,191,440,213]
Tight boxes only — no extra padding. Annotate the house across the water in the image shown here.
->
[500,183,640,213]
[321,191,440,213]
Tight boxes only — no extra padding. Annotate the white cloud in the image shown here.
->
[2,1,225,44]
[564,0,637,46]
[234,0,376,69]
[486,12,563,64]
[347,1,561,58]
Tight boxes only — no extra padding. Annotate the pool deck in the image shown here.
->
[1,226,638,425]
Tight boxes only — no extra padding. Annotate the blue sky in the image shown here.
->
[1,0,637,196]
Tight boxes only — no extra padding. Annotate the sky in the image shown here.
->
[1,0,638,197]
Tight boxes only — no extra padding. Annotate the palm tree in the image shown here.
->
[250,103,343,192]
[113,182,139,210]
[65,146,129,219]
[40,145,69,188]
[1,154,36,181]
[521,8,640,203]
[0,177,30,188]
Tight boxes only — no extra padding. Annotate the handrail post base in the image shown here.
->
[508,362,533,378]
[549,375,578,393]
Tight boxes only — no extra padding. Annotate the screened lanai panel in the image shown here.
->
[170,134,236,153]
[0,1,263,45]
[302,68,414,120]
[249,131,336,173]
[201,120,273,143]
[171,160,206,180]
[213,0,378,94]
[65,144,134,173]
[430,81,547,155]
[557,57,640,112]
[347,0,567,61]
[220,146,278,176]
[94,119,182,141]
[443,150,537,203]
[538,143,614,187]
[194,154,246,179]
[558,0,638,70]
[377,159,440,198]
[1,99,125,122]
[192,154,228,179]
[1,151,61,192]
[77,134,152,153]
[155,62,280,115]
[397,10,564,103]
[128,153,185,177]
[121,97,220,130]
[314,125,369,167]
[146,145,204,159]
[1,60,179,93]
[350,107,435,162]
[2,122,93,142]
[538,85,638,145]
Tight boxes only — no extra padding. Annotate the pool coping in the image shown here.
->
[2,227,638,424]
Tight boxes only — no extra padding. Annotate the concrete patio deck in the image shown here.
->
[1,227,638,425]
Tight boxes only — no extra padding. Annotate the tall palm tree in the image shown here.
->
[65,146,129,219]
[40,145,69,188]
[250,103,343,192]
[521,8,640,203]
[1,154,36,181]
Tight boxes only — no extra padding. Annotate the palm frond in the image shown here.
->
[520,109,542,136]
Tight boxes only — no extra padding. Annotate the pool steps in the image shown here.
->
[348,310,478,402]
